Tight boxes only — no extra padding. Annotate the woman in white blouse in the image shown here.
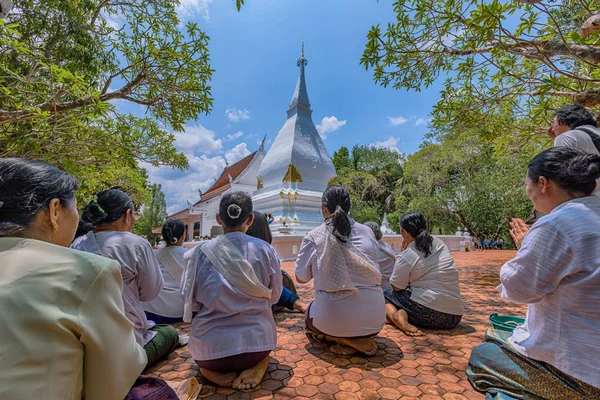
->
[384,212,463,336]
[0,159,146,400]
[467,147,600,399]
[181,192,282,390]
[143,220,187,323]
[365,221,395,291]
[295,185,386,356]
[73,189,179,368]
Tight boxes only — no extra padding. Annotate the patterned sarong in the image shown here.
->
[467,329,600,399]
[143,324,179,369]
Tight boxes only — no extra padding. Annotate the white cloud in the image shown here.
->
[316,116,347,139]
[177,0,214,22]
[387,116,411,126]
[372,136,402,153]
[415,118,428,126]
[142,152,227,214]
[174,125,222,154]
[226,108,250,123]
[225,131,244,142]
[225,142,251,165]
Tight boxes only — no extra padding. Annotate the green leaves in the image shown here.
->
[362,0,600,137]
[0,0,216,200]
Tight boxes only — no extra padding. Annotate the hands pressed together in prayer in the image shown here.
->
[509,218,529,250]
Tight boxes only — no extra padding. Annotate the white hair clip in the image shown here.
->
[227,204,242,219]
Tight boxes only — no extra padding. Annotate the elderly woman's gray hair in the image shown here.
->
[364,221,383,241]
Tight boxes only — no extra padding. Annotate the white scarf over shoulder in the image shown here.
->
[182,234,271,323]
[305,223,382,301]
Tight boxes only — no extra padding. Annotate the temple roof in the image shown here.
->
[167,151,257,219]
[257,44,336,192]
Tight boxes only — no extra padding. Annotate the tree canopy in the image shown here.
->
[0,0,214,203]
[361,0,600,137]
[133,183,167,246]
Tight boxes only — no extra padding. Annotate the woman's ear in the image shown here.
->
[216,213,223,226]
[47,198,61,231]
[246,213,255,228]
[539,176,549,194]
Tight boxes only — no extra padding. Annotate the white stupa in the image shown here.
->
[253,44,337,236]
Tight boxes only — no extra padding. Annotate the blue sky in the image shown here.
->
[127,0,445,213]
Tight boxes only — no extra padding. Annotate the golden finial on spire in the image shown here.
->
[301,41,304,60]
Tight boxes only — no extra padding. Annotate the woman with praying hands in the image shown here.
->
[295,185,386,356]
[181,192,282,390]
[384,212,463,336]
[0,158,146,399]
[72,189,179,368]
[467,147,600,399]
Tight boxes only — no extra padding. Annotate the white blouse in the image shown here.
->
[142,246,186,318]
[183,232,282,361]
[391,237,463,316]
[498,197,600,388]
[73,231,163,346]
[377,240,395,291]
[295,220,386,337]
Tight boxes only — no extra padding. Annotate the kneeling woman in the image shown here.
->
[181,192,282,389]
[295,185,386,356]
[384,212,463,336]
[467,147,600,399]
[143,220,187,324]
[73,190,179,368]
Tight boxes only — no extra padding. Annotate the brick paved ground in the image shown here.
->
[147,250,525,399]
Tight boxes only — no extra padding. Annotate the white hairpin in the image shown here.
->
[227,204,242,219]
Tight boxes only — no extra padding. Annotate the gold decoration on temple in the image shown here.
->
[287,192,291,203]
[293,216,298,223]
[279,217,283,224]
[294,191,298,202]
[327,175,337,186]
[280,190,285,202]
[282,162,303,183]
[256,176,264,190]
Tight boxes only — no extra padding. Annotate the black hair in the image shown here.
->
[246,211,273,244]
[218,191,253,227]
[528,146,600,196]
[400,212,434,257]
[364,221,383,240]
[0,158,78,237]
[162,219,186,245]
[82,189,134,226]
[555,104,597,129]
[322,185,352,242]
[74,220,94,240]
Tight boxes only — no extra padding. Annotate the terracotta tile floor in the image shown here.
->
[147,250,525,399]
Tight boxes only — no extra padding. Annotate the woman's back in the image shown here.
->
[0,238,146,400]
[142,246,187,318]
[296,220,386,337]
[72,230,163,345]
[187,232,282,361]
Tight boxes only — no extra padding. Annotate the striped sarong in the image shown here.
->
[467,329,600,399]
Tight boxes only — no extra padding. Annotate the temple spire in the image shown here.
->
[289,42,310,112]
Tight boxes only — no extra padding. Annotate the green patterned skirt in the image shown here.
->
[143,324,179,369]
[467,329,600,399]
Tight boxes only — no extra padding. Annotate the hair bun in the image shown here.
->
[568,154,600,183]
[84,201,108,225]
[227,204,242,219]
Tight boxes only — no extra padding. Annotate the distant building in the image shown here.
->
[166,149,265,241]
[165,44,336,241]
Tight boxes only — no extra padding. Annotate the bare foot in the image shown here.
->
[199,368,237,387]
[232,356,270,390]
[329,335,379,356]
[330,344,357,355]
[292,299,308,314]
[390,309,423,337]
